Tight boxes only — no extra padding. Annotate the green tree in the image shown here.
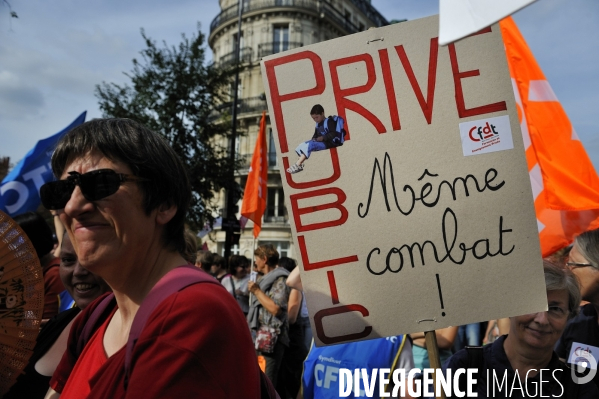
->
[96,25,239,230]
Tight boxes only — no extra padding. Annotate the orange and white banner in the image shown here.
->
[500,17,599,256]
[241,111,268,238]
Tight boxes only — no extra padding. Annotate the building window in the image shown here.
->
[273,25,289,54]
[265,187,287,223]
[219,244,240,256]
[232,31,244,53]
[229,79,242,98]
[268,128,277,167]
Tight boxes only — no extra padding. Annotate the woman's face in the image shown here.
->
[509,289,569,352]
[569,243,599,302]
[254,256,267,274]
[210,263,223,276]
[234,263,248,279]
[58,151,163,278]
[59,233,110,309]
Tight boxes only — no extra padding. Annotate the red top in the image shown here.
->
[51,283,261,398]
[60,308,113,399]
[43,257,65,320]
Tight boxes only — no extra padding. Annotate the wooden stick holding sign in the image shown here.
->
[425,330,447,399]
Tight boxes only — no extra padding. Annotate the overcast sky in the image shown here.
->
[1,0,597,170]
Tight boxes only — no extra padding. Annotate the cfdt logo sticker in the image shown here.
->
[568,342,598,385]
[459,115,514,157]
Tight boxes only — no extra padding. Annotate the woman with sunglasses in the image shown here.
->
[41,119,260,399]
[555,228,599,390]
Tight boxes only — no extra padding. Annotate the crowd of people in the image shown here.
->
[4,118,599,398]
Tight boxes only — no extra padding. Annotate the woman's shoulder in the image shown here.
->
[138,283,252,352]
[445,344,492,370]
[147,282,244,325]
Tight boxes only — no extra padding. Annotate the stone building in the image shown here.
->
[206,0,388,259]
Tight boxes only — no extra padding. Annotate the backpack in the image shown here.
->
[76,265,279,399]
[322,115,347,146]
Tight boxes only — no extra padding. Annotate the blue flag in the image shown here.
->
[0,112,86,216]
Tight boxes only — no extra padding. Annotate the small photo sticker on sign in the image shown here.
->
[459,115,514,156]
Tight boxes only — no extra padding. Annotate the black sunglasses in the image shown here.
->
[40,169,149,210]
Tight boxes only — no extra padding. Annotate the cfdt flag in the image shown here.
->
[0,112,86,216]
[241,111,268,238]
[501,17,599,256]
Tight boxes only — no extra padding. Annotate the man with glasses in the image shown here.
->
[42,118,261,398]
[556,228,599,390]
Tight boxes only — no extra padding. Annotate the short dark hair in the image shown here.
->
[51,118,191,253]
[13,211,53,258]
[196,250,213,265]
[254,244,279,267]
[212,254,226,270]
[278,257,296,273]
[310,104,324,115]
[228,255,249,274]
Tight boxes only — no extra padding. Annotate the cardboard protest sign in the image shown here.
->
[260,15,547,346]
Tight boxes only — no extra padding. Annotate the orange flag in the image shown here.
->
[500,17,599,256]
[241,111,268,238]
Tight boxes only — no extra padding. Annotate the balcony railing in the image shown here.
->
[238,152,278,169]
[208,95,268,122]
[217,47,253,67]
[238,95,268,115]
[210,0,383,36]
[257,41,303,58]
[263,214,288,224]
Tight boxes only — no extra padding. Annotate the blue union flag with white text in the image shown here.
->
[0,112,86,216]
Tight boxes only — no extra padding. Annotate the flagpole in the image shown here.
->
[251,235,256,269]
[249,234,257,307]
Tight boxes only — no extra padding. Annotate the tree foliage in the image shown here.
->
[96,25,239,230]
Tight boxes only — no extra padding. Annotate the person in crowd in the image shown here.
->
[4,232,111,399]
[484,318,511,344]
[211,253,227,282]
[409,326,458,398]
[286,104,345,174]
[453,322,482,352]
[288,262,415,399]
[221,255,250,315]
[301,335,414,399]
[40,118,260,398]
[556,228,599,390]
[445,261,599,397]
[410,327,458,369]
[276,257,307,399]
[194,249,214,273]
[182,226,197,264]
[286,266,313,351]
[248,244,290,396]
[14,211,65,322]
